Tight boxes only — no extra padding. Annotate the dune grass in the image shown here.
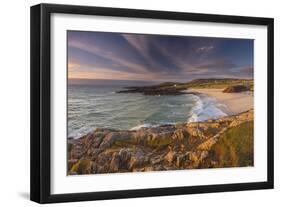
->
[209,121,254,167]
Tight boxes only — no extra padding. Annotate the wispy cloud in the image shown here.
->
[68,31,253,81]
[196,46,214,53]
[122,34,182,73]
[68,39,149,74]
[67,61,80,72]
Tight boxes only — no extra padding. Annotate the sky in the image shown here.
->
[68,31,253,82]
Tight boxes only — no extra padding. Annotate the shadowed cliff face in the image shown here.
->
[67,109,254,175]
[223,85,251,93]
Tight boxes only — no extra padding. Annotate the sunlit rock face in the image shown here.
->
[68,109,254,175]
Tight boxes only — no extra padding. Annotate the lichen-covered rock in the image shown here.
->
[188,152,199,162]
[172,129,189,141]
[165,151,176,164]
[99,131,131,149]
[70,159,93,174]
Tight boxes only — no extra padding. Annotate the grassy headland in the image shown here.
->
[116,78,253,95]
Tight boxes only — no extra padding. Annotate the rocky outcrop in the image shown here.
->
[223,85,250,93]
[116,87,192,96]
[68,109,254,175]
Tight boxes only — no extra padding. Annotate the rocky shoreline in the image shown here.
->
[116,86,195,96]
[68,109,254,175]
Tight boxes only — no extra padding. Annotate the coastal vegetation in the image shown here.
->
[204,120,254,167]
[116,78,253,95]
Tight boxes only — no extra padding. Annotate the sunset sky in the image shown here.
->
[68,31,253,82]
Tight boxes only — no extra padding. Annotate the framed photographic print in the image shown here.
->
[30,3,274,203]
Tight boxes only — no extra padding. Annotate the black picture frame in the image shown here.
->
[30,3,274,204]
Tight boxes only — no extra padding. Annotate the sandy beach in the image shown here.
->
[187,88,253,115]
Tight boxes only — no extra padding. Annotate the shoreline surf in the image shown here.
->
[68,88,237,139]
[186,88,253,115]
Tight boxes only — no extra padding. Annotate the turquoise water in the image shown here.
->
[68,84,226,139]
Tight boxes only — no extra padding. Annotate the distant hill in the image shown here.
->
[184,78,253,90]
[116,78,254,95]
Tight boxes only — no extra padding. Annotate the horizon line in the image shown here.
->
[68,77,254,82]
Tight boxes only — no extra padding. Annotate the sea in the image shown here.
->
[68,81,227,139]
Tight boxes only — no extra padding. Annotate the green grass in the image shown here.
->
[187,81,253,90]
[209,121,254,167]
[155,79,253,91]
[70,159,92,174]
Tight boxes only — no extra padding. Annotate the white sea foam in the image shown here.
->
[130,123,158,131]
[68,126,93,139]
[187,94,227,122]
[129,121,176,131]
[68,85,229,138]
